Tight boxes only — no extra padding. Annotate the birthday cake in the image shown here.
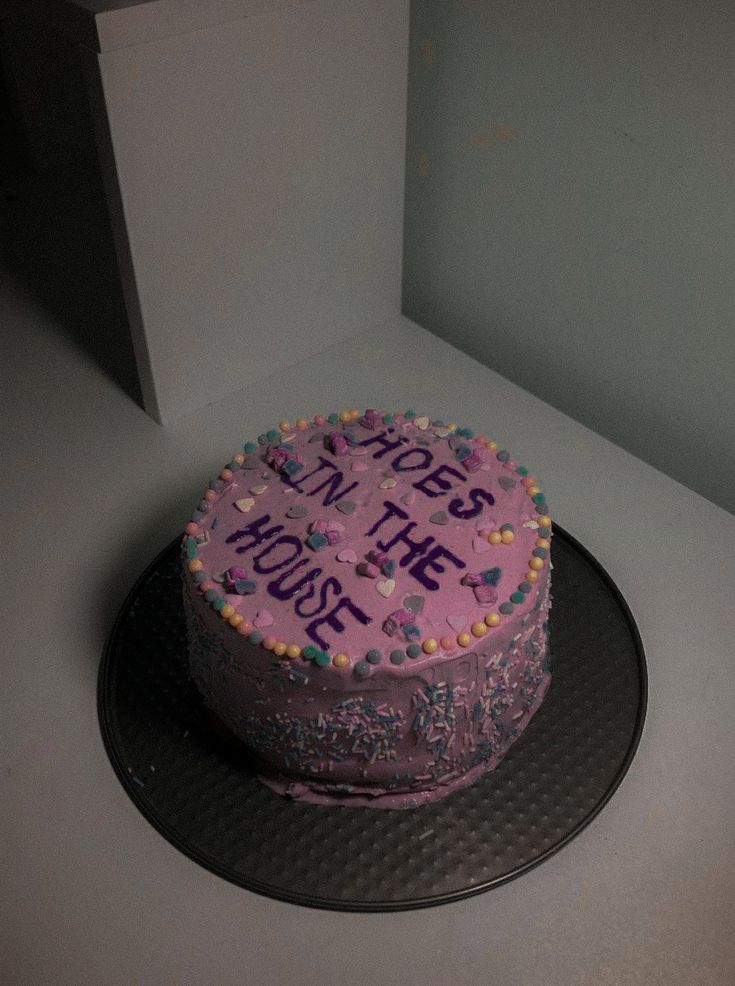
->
[182,407,552,808]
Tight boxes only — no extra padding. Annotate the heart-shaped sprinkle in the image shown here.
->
[351,460,368,472]
[401,490,416,506]
[337,549,358,563]
[336,500,356,515]
[253,610,274,628]
[286,505,307,519]
[523,520,539,529]
[404,594,425,615]
[250,484,268,495]
[434,427,451,438]
[379,478,397,489]
[430,511,449,525]
[498,476,517,490]
[376,578,396,598]
[414,416,430,430]
[235,498,255,512]
[472,535,492,553]
[447,614,467,631]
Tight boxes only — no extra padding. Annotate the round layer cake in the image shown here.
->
[182,407,552,808]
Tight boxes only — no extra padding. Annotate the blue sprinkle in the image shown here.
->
[500,523,514,532]
[283,459,302,476]
[248,631,264,645]
[390,650,406,665]
[193,571,208,583]
[307,532,328,551]
[191,510,203,523]
[403,624,420,638]
[383,559,396,578]
[204,589,218,602]
[483,567,502,586]
[499,602,514,615]
[496,449,510,462]
[519,580,532,593]
[366,649,382,665]
[257,434,268,445]
[354,661,371,678]
[533,547,549,558]
[212,596,225,611]
[406,643,422,659]
[455,445,471,461]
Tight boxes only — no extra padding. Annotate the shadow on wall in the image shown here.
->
[0,16,142,409]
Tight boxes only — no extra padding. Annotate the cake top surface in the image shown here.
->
[183,408,552,674]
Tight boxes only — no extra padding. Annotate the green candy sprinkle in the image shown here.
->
[517,466,529,476]
[532,493,546,505]
[314,650,330,667]
[404,409,416,419]
[243,441,257,454]
[499,601,514,615]
[186,546,198,559]
[212,596,225,611]
[327,413,340,425]
[303,645,319,660]
[383,414,393,425]
[510,591,525,604]
[266,429,279,442]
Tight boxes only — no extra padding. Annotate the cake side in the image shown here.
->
[181,407,552,807]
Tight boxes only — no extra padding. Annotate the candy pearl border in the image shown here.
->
[183,408,552,673]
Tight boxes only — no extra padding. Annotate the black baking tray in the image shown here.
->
[98,526,647,911]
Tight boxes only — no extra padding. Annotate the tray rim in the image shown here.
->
[98,524,648,912]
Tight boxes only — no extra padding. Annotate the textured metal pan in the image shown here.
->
[98,526,646,911]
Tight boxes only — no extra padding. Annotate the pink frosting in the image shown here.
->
[191,417,545,662]
[183,412,552,807]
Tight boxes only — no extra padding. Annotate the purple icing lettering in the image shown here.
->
[408,544,466,591]
[267,560,321,600]
[295,575,342,619]
[359,430,404,459]
[364,499,409,538]
[253,535,303,574]
[302,456,359,505]
[283,456,336,492]
[413,464,466,499]
[227,513,283,553]
[377,522,435,568]
[305,596,372,650]
[447,488,496,520]
[391,447,434,472]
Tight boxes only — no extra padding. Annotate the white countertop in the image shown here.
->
[3,279,734,985]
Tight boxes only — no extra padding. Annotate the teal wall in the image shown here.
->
[403,0,735,515]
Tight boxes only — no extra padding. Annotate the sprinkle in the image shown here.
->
[418,829,434,841]
[406,643,422,659]
[379,478,397,489]
[390,649,406,665]
[335,500,356,515]
[250,484,268,495]
[333,652,350,668]
[366,649,382,665]
[234,498,256,513]
[429,510,449,525]
[337,549,359,563]
[248,631,264,645]
[422,638,438,655]
[499,602,514,614]
[376,578,396,598]
[354,660,371,678]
